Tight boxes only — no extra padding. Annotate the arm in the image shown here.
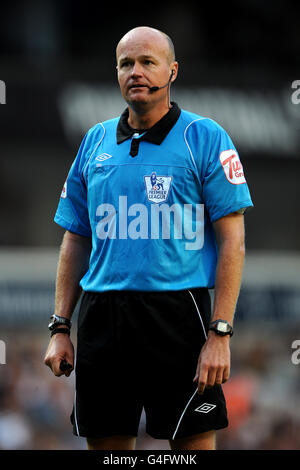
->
[54,230,91,319]
[44,230,92,377]
[193,212,245,394]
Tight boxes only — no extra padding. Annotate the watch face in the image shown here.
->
[209,320,233,336]
[48,315,60,330]
[48,315,71,330]
[217,322,229,333]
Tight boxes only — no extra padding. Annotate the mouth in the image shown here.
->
[129,84,148,90]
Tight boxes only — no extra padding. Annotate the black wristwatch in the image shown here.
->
[48,314,72,331]
[208,319,233,337]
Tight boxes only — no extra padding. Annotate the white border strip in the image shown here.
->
[73,352,80,437]
[183,119,207,171]
[171,290,207,440]
[0,250,298,286]
[188,290,207,340]
[82,122,106,180]
[172,388,198,440]
[74,389,80,436]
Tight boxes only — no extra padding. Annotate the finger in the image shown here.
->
[193,365,200,382]
[215,368,224,386]
[49,358,66,376]
[60,359,73,372]
[197,367,208,395]
[222,366,230,383]
[60,359,74,377]
[206,367,217,389]
[44,356,60,375]
[44,357,51,368]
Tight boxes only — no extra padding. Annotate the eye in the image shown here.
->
[119,59,134,69]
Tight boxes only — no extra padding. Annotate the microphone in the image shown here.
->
[149,70,174,92]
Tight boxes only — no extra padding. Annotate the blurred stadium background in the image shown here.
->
[0,0,300,450]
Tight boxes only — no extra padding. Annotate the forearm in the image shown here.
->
[194,215,245,391]
[54,230,91,320]
[211,220,245,327]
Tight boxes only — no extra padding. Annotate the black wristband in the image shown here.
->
[50,327,70,337]
[48,314,72,331]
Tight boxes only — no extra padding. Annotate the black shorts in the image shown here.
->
[71,288,228,440]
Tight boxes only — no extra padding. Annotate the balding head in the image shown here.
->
[116,26,178,115]
[116,26,175,65]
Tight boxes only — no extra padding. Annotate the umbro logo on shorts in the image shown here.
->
[194,403,216,413]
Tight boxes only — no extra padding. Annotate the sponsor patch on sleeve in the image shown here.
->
[219,149,246,185]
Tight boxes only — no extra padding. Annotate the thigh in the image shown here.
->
[72,291,144,438]
[87,435,137,450]
[138,288,228,440]
[169,430,216,450]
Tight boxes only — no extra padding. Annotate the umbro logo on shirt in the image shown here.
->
[194,403,216,413]
[96,153,113,166]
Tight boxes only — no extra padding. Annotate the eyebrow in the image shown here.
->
[118,54,157,64]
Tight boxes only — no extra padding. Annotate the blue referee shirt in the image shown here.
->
[54,103,253,292]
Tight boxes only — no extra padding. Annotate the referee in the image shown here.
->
[44,26,253,450]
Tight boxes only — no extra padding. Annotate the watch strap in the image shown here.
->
[50,327,71,337]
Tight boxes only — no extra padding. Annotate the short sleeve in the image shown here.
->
[202,124,253,222]
[54,133,92,237]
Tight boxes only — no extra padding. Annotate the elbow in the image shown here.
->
[218,234,245,259]
[239,240,246,259]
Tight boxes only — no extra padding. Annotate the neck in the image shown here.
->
[127,101,171,130]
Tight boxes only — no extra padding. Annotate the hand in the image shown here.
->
[44,332,74,377]
[193,332,231,394]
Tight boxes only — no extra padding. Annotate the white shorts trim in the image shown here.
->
[171,290,207,439]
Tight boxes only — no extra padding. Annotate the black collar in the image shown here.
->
[116,102,181,145]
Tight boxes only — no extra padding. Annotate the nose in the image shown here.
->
[131,61,143,77]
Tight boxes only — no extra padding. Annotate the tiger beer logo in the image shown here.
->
[61,180,67,198]
[219,150,246,185]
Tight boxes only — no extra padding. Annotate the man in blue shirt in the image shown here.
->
[44,26,253,450]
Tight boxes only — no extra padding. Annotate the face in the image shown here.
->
[116,31,176,107]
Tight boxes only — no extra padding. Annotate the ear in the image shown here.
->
[170,61,178,83]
